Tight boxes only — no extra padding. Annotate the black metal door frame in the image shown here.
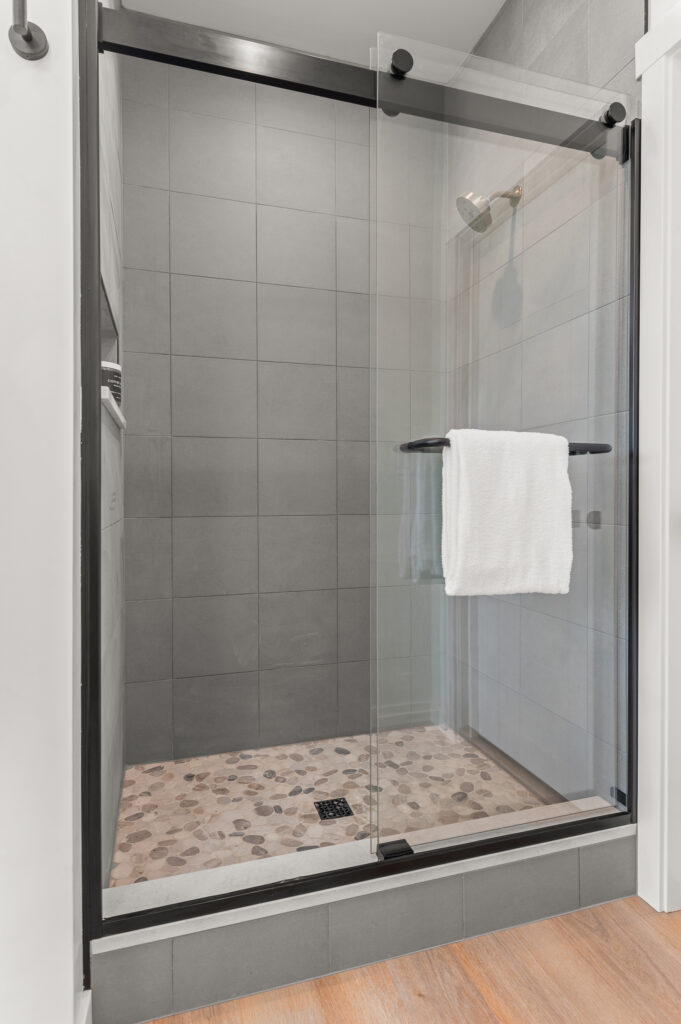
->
[80,0,640,956]
[79,0,102,986]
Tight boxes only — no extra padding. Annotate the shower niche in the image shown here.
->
[94,13,636,926]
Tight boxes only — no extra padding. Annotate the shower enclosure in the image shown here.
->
[85,6,637,940]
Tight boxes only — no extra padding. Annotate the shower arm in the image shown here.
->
[12,0,29,39]
[488,186,523,205]
[9,0,48,59]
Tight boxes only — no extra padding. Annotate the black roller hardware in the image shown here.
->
[390,48,414,79]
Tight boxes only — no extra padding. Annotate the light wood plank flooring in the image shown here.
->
[152,896,681,1024]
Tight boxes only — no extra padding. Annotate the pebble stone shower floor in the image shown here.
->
[109,725,545,887]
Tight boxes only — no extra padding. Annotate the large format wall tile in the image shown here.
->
[520,608,588,729]
[125,517,172,601]
[588,297,629,418]
[170,111,255,202]
[170,275,256,360]
[259,664,338,745]
[335,101,370,146]
[522,316,589,429]
[169,65,255,121]
[123,99,169,190]
[336,216,369,294]
[170,192,256,280]
[257,284,336,365]
[259,589,338,669]
[337,442,370,515]
[123,269,170,354]
[126,599,172,683]
[172,517,258,597]
[121,54,168,108]
[172,437,257,517]
[338,588,370,662]
[123,184,169,272]
[255,84,335,137]
[258,362,336,440]
[173,594,259,678]
[125,679,173,764]
[257,126,335,214]
[257,205,335,289]
[337,292,370,367]
[171,356,257,438]
[258,516,338,593]
[124,352,171,436]
[338,515,370,588]
[124,436,171,517]
[587,628,627,750]
[338,660,371,734]
[336,141,370,219]
[337,367,370,441]
[258,439,336,515]
[173,672,259,757]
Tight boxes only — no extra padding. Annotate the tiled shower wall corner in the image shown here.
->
[448,0,643,800]
[120,57,374,763]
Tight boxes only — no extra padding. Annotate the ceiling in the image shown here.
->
[122,0,506,67]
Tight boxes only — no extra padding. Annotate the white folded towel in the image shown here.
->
[441,428,572,596]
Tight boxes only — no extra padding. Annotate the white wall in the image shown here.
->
[0,1,87,1022]
[650,0,678,22]
[636,0,681,914]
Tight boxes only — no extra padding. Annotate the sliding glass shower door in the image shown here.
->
[373,34,632,855]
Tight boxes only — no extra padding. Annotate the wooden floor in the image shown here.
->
[153,896,681,1024]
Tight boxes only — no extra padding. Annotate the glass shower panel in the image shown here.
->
[374,34,631,854]
[102,53,378,907]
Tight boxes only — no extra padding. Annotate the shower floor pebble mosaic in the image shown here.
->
[109,725,544,887]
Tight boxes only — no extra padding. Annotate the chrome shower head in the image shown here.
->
[456,192,492,232]
[456,184,522,233]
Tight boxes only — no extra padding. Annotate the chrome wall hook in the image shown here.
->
[9,0,48,60]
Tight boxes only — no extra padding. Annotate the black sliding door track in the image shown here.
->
[99,5,628,161]
[83,1,638,946]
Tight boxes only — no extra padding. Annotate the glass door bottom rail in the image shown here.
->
[108,725,569,887]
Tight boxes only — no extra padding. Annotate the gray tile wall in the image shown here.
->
[120,58,371,762]
[91,832,636,1024]
[446,0,642,800]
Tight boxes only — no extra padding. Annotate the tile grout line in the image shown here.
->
[254,113,262,750]
[334,108,341,735]
[162,70,178,762]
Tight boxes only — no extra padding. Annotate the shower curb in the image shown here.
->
[90,826,636,1024]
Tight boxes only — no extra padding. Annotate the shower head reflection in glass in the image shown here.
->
[456,184,523,233]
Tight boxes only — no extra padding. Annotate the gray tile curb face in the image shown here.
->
[92,834,636,1024]
[579,834,636,906]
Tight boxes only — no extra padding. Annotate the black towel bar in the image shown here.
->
[399,437,612,455]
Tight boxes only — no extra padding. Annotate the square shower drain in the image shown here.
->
[314,797,354,820]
